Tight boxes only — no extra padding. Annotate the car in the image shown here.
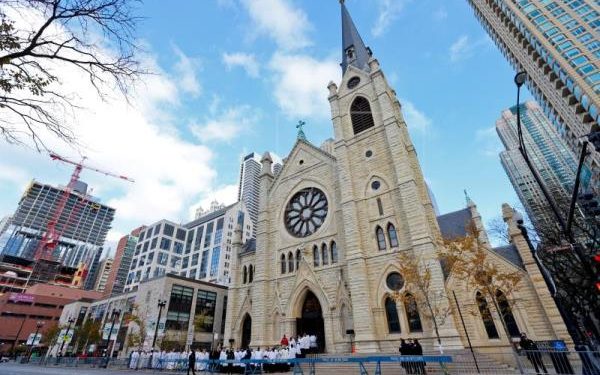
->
[0,356,10,363]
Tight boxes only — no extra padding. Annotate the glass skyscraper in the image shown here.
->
[469,0,600,190]
[497,101,581,233]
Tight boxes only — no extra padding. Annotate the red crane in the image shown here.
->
[34,153,134,261]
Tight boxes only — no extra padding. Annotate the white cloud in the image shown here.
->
[223,52,260,78]
[189,184,239,219]
[240,0,312,50]
[268,53,340,119]
[173,45,202,97]
[433,7,448,21]
[372,0,410,37]
[401,99,432,134]
[476,126,503,156]
[449,34,491,63]
[190,104,259,143]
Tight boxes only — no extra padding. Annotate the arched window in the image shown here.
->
[295,249,301,270]
[248,265,254,283]
[330,241,338,264]
[496,290,520,338]
[387,223,399,248]
[313,245,320,267]
[404,293,423,332]
[350,96,375,135]
[321,244,329,265]
[243,266,248,284]
[288,252,294,273]
[476,292,499,339]
[280,254,286,274]
[376,226,386,250]
[385,297,401,333]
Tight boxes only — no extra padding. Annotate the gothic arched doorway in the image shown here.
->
[296,291,325,352]
[241,314,252,349]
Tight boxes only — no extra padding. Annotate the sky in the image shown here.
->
[0,0,534,252]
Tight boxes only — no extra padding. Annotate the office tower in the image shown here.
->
[0,180,114,289]
[497,101,580,232]
[94,257,113,292]
[469,0,600,191]
[237,152,282,237]
[104,227,143,297]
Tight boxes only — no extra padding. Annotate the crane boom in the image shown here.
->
[49,153,135,182]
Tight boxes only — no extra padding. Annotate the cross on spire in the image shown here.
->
[296,120,307,141]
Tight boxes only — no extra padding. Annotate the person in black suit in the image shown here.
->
[187,350,196,375]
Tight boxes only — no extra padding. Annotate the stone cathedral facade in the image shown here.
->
[223,2,571,354]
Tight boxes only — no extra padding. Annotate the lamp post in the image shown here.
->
[149,299,167,368]
[57,317,75,362]
[26,321,44,362]
[103,309,121,368]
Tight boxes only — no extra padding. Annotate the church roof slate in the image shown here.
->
[340,0,371,74]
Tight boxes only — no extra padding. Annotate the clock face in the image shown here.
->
[284,187,328,237]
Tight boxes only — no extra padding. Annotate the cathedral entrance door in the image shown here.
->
[296,291,325,353]
[241,314,252,349]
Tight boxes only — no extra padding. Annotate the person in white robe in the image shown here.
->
[129,350,139,369]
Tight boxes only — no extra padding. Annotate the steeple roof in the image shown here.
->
[340,0,371,74]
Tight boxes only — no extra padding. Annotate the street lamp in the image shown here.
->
[149,299,167,368]
[26,321,44,362]
[57,317,75,362]
[102,309,121,367]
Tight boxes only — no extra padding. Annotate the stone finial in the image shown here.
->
[327,81,338,97]
[233,224,243,246]
[502,203,515,223]
[368,57,380,71]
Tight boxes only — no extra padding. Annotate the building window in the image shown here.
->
[385,297,401,333]
[165,284,193,331]
[248,265,254,283]
[204,222,214,248]
[330,241,338,264]
[288,252,294,272]
[376,226,386,250]
[476,292,499,339]
[313,245,320,267]
[163,224,174,237]
[195,290,217,333]
[210,246,221,277]
[321,243,329,265]
[281,254,286,274]
[295,249,301,269]
[199,251,209,278]
[387,223,399,248]
[496,290,520,338]
[160,238,171,251]
[404,293,423,332]
[243,266,248,284]
[350,96,375,135]
[377,198,384,216]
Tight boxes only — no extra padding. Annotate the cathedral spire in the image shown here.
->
[340,0,372,74]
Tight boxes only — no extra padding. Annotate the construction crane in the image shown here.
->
[34,153,134,261]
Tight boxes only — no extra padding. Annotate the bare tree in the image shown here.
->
[0,0,143,150]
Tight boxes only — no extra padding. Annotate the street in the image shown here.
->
[0,363,146,375]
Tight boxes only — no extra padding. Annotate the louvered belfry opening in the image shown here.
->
[350,96,375,135]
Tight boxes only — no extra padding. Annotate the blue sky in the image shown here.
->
[0,0,533,250]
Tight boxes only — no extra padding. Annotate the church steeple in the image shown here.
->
[340,0,372,74]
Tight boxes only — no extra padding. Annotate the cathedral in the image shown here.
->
[223,1,571,354]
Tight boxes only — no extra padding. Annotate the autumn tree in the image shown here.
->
[73,319,102,354]
[126,304,148,352]
[0,0,143,150]
[394,252,451,351]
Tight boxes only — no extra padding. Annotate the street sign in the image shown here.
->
[56,329,74,345]
[26,333,42,346]
[102,323,121,340]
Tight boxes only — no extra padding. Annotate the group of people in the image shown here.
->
[280,333,320,357]
[128,349,208,370]
[398,339,425,375]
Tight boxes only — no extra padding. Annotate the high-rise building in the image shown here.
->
[104,227,143,297]
[497,101,580,232]
[94,257,113,293]
[237,152,282,237]
[124,202,252,291]
[0,180,115,289]
[0,216,11,249]
[469,0,600,190]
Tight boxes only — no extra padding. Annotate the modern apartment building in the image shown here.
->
[497,101,580,232]
[103,227,144,297]
[237,152,282,237]
[124,201,251,291]
[0,180,114,288]
[94,257,114,293]
[469,0,600,190]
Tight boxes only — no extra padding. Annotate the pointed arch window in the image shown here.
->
[295,249,301,270]
[404,293,423,332]
[476,291,499,339]
[243,266,248,284]
[288,252,294,273]
[330,241,338,264]
[313,245,320,267]
[376,226,386,250]
[387,223,399,248]
[385,297,401,333]
[351,96,375,135]
[248,265,254,283]
[321,244,329,266]
[281,254,286,274]
[496,290,520,338]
